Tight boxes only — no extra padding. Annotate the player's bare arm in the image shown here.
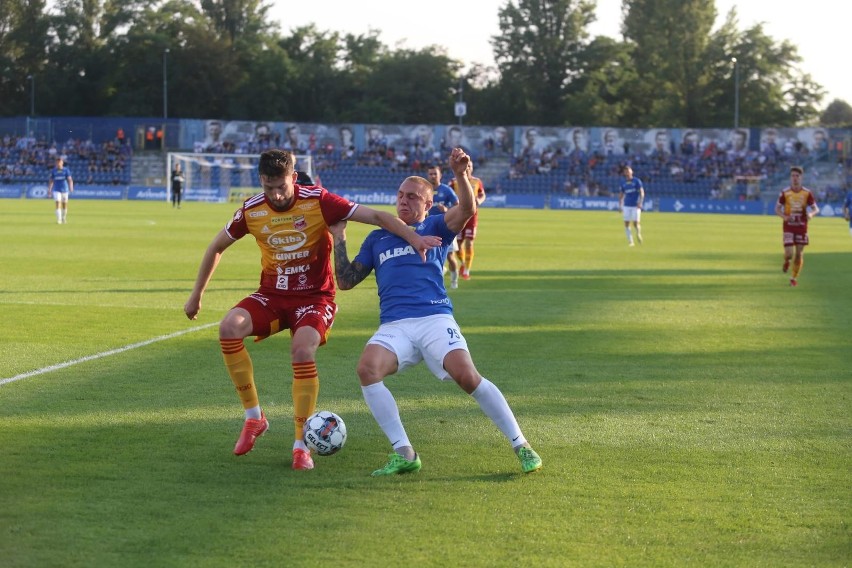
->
[184,229,235,320]
[349,206,440,262]
[328,221,370,290]
[444,148,475,234]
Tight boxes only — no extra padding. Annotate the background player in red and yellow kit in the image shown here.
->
[774,165,820,287]
[449,161,486,280]
[185,149,439,470]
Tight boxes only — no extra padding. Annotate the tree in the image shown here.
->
[820,99,852,128]
[492,0,597,125]
[621,0,717,127]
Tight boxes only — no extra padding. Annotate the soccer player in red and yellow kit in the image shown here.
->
[185,149,439,470]
[448,161,486,280]
[774,165,820,287]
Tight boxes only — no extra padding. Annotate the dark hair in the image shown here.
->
[258,149,295,178]
[790,165,804,174]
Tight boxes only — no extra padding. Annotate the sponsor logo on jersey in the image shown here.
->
[271,216,291,225]
[281,264,309,275]
[249,210,268,218]
[233,209,243,222]
[379,245,416,264]
[267,229,307,251]
[274,250,311,260]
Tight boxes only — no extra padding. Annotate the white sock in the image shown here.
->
[244,405,262,420]
[471,378,526,449]
[625,227,633,242]
[362,382,411,450]
[56,209,62,221]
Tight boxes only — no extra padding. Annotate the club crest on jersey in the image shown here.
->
[379,245,416,264]
[293,215,307,231]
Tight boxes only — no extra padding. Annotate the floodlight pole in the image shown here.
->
[458,76,464,127]
[27,74,34,116]
[163,48,170,119]
[731,57,739,129]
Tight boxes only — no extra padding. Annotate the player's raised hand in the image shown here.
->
[449,147,471,177]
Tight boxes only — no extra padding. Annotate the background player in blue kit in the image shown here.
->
[329,148,542,476]
[618,165,644,246]
[844,188,852,238]
[47,157,74,224]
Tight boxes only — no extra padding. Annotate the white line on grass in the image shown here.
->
[0,323,218,387]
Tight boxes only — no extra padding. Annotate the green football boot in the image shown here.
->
[371,452,422,476]
[518,447,542,473]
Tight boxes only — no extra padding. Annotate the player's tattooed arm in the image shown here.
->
[332,239,370,290]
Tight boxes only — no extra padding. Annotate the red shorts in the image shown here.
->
[235,292,337,343]
[458,212,479,241]
[783,227,809,246]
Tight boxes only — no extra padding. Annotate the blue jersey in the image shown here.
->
[50,166,73,192]
[620,177,643,207]
[354,215,457,324]
[428,183,458,216]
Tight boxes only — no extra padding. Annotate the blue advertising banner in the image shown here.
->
[550,196,655,212]
[128,186,168,201]
[657,198,764,214]
[480,194,546,209]
[69,186,126,200]
[333,191,397,205]
[0,185,25,198]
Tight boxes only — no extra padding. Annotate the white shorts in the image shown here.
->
[623,206,640,222]
[53,191,69,203]
[450,238,459,253]
[366,314,468,381]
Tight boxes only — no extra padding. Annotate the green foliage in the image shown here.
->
[820,99,852,127]
[493,0,597,125]
[1,200,850,566]
[0,0,840,127]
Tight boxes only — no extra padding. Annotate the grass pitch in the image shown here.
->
[1,199,849,567]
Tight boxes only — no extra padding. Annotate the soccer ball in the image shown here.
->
[303,410,347,456]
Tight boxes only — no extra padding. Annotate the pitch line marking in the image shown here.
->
[0,323,218,387]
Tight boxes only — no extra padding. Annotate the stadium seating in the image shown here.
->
[0,136,131,186]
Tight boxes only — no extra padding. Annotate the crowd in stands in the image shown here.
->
[6,121,843,204]
[497,129,836,200]
[0,134,132,185]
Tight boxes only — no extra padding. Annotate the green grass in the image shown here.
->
[1,199,850,567]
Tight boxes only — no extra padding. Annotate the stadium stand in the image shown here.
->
[0,134,132,186]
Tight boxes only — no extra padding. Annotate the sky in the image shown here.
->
[270,0,849,109]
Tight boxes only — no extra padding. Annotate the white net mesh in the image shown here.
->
[166,152,314,203]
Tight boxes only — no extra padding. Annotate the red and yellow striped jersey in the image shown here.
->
[225,186,357,296]
[777,187,816,227]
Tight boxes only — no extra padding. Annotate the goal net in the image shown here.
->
[165,152,314,203]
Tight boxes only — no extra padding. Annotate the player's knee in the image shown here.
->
[453,371,481,395]
[219,310,250,338]
[356,359,387,386]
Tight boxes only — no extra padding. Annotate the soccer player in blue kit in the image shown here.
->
[47,157,74,224]
[618,165,644,246]
[844,188,852,238]
[329,148,542,476]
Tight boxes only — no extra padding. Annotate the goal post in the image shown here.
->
[165,152,314,203]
